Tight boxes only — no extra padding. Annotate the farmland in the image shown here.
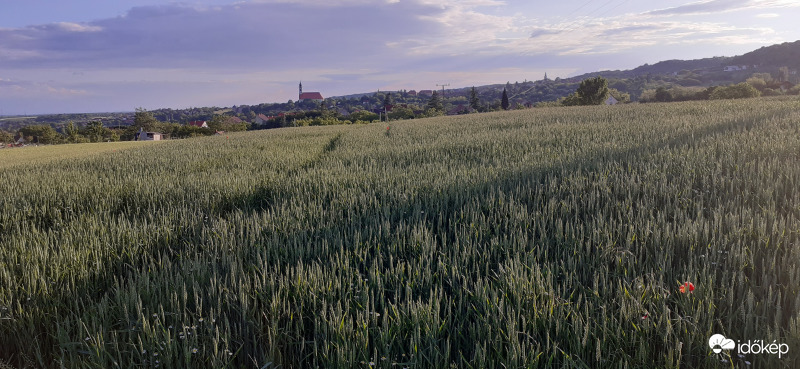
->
[0,141,158,170]
[1,97,799,368]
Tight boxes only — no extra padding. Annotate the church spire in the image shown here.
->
[299,81,303,97]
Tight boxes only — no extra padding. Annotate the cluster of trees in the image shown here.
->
[555,73,792,107]
[562,77,611,106]
[0,121,121,145]
[639,71,799,103]
[0,109,253,146]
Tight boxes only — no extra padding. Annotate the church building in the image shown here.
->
[298,82,324,101]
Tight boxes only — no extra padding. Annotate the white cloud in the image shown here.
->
[0,78,88,99]
[646,0,800,16]
[54,22,103,32]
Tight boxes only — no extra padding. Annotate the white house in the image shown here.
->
[605,95,619,105]
[138,130,163,141]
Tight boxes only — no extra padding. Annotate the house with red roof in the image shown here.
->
[224,116,243,125]
[255,114,272,125]
[187,121,208,128]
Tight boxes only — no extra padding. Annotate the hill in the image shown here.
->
[729,40,800,69]
[2,40,799,132]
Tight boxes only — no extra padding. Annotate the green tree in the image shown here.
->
[209,115,248,132]
[778,66,790,83]
[608,88,630,103]
[501,88,509,110]
[65,121,81,143]
[561,93,581,106]
[751,72,773,83]
[426,91,444,112]
[655,87,672,102]
[349,110,379,123]
[469,86,480,111]
[18,125,61,144]
[388,106,415,120]
[0,130,13,144]
[86,121,109,142]
[383,93,393,109]
[709,83,761,100]
[575,76,609,105]
[134,108,160,132]
[208,115,227,131]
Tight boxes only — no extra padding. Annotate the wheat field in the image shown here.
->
[1,97,799,368]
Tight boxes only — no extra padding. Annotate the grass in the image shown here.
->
[1,97,799,368]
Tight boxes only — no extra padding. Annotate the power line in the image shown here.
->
[550,0,627,35]
[557,0,594,28]
[436,83,450,98]
[595,0,632,19]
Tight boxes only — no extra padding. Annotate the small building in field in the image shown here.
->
[187,120,208,128]
[605,95,619,105]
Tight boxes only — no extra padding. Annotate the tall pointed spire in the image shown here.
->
[299,81,303,97]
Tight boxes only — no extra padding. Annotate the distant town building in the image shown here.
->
[224,116,243,125]
[723,65,749,72]
[418,90,433,97]
[187,121,208,128]
[255,114,272,125]
[605,95,619,105]
[298,81,324,101]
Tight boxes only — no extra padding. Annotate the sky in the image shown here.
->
[0,0,799,115]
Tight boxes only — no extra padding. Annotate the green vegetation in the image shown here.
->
[562,76,610,106]
[501,88,510,110]
[1,97,800,368]
[0,141,156,169]
[709,83,762,100]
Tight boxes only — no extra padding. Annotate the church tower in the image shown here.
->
[299,81,303,99]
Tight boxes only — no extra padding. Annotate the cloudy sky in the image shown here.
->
[1,0,798,115]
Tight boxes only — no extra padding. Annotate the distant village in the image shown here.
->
[1,53,799,147]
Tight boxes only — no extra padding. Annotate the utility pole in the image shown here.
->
[436,83,450,98]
